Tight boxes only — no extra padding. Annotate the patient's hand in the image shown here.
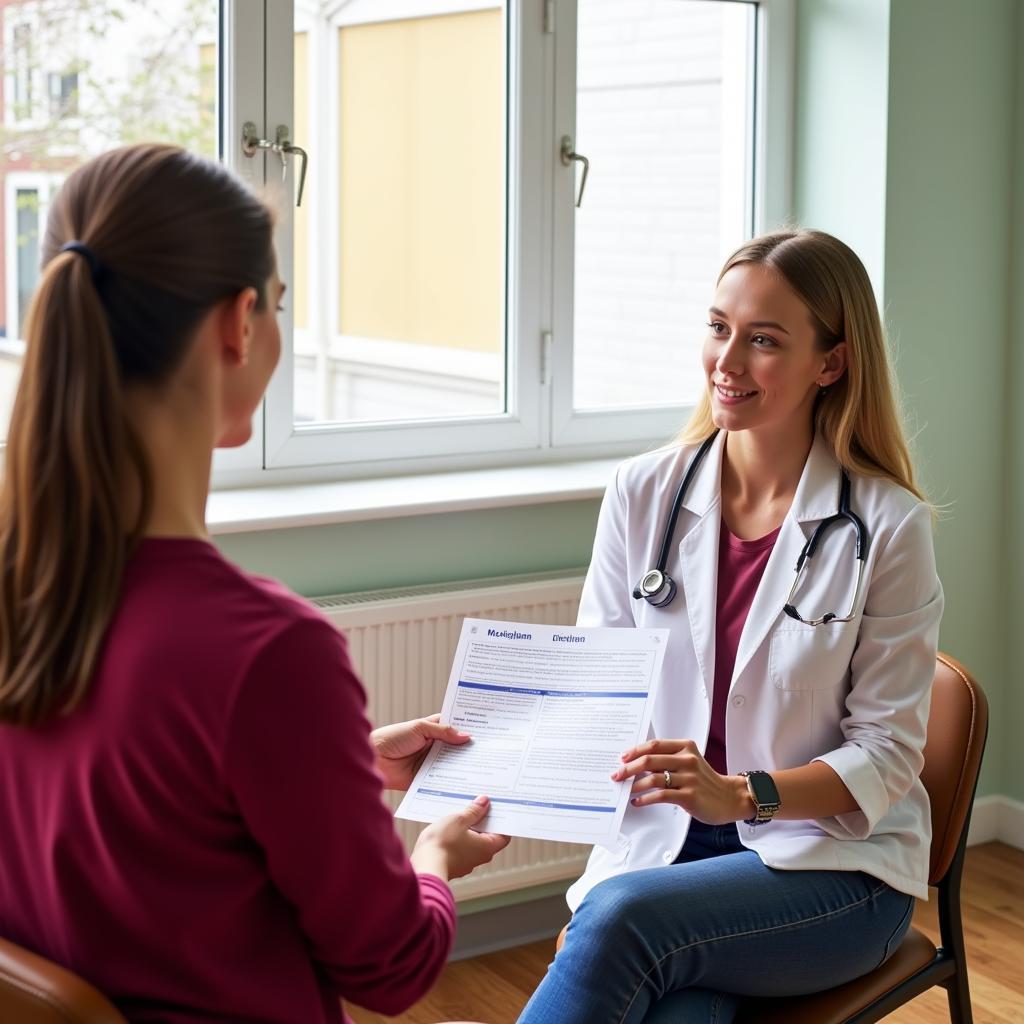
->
[371,713,471,790]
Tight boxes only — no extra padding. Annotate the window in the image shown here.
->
[263,0,792,477]
[0,0,219,437]
[3,174,55,341]
[47,70,78,119]
[262,0,517,471]
[5,11,81,129]
[290,1,506,428]
[0,172,57,415]
[12,23,32,118]
[552,0,766,449]
[571,3,753,412]
[0,0,793,481]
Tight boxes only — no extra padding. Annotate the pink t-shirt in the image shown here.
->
[704,520,781,774]
[0,538,455,1024]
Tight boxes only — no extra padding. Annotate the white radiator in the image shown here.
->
[313,570,591,902]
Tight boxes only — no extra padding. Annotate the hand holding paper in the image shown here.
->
[613,737,753,824]
[370,714,472,790]
[409,795,511,881]
[397,618,668,846]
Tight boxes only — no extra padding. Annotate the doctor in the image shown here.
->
[518,229,943,1024]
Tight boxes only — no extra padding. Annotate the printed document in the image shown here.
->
[396,618,668,846]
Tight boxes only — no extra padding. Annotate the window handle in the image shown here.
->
[242,122,309,206]
[560,135,589,208]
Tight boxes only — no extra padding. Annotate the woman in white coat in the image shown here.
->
[517,229,942,1023]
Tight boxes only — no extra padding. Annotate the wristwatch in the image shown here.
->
[739,770,781,826]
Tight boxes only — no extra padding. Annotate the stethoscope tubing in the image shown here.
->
[633,430,870,623]
[654,431,719,572]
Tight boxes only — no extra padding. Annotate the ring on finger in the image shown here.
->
[663,770,673,789]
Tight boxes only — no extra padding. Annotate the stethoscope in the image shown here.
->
[631,430,870,626]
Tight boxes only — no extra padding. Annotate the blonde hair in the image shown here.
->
[679,229,924,501]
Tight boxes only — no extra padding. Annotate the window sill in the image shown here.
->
[206,458,617,536]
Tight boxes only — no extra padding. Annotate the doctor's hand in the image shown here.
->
[611,739,755,826]
[370,713,471,791]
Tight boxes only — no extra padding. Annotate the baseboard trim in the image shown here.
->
[968,794,1024,850]
[452,892,569,962]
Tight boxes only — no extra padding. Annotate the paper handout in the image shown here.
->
[396,618,668,846]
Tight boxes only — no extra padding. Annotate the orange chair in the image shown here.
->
[555,654,988,1024]
[735,653,988,1023]
[0,938,484,1024]
[0,935,126,1023]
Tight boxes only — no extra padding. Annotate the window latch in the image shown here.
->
[560,135,589,208]
[242,122,309,206]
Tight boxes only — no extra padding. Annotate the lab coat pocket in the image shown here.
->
[769,622,858,691]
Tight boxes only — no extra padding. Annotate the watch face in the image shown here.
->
[747,771,780,805]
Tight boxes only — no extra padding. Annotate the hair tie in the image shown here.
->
[60,241,103,285]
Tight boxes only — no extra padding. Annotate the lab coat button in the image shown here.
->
[662,851,673,864]
[701,688,708,698]
[732,695,746,707]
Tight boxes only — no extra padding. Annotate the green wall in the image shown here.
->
[883,0,1017,801]
[792,0,890,296]
[215,499,601,598]
[1007,5,1024,805]
[794,0,1019,799]
[216,0,1023,803]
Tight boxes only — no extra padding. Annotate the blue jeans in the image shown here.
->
[518,820,915,1024]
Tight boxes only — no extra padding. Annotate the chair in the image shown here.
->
[734,652,988,1023]
[554,654,988,1024]
[0,935,127,1023]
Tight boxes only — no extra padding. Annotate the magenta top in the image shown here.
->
[704,520,782,775]
[0,538,455,1023]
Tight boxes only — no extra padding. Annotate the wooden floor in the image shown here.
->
[348,842,1024,1024]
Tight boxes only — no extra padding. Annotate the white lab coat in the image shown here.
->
[566,431,943,910]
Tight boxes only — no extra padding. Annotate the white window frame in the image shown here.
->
[3,171,61,348]
[261,0,544,474]
[210,0,269,480]
[227,0,794,486]
[549,0,793,450]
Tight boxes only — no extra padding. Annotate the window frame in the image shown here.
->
[552,1,753,448]
[261,0,545,473]
[3,171,61,347]
[548,0,793,450]
[211,0,269,481]
[221,0,794,487]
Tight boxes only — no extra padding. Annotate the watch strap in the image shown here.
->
[739,770,781,826]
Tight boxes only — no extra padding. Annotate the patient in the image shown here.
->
[0,144,507,1023]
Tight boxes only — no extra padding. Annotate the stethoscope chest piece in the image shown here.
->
[632,568,677,608]
[632,431,719,610]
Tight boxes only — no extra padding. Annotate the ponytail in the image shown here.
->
[0,144,273,725]
[0,254,145,724]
